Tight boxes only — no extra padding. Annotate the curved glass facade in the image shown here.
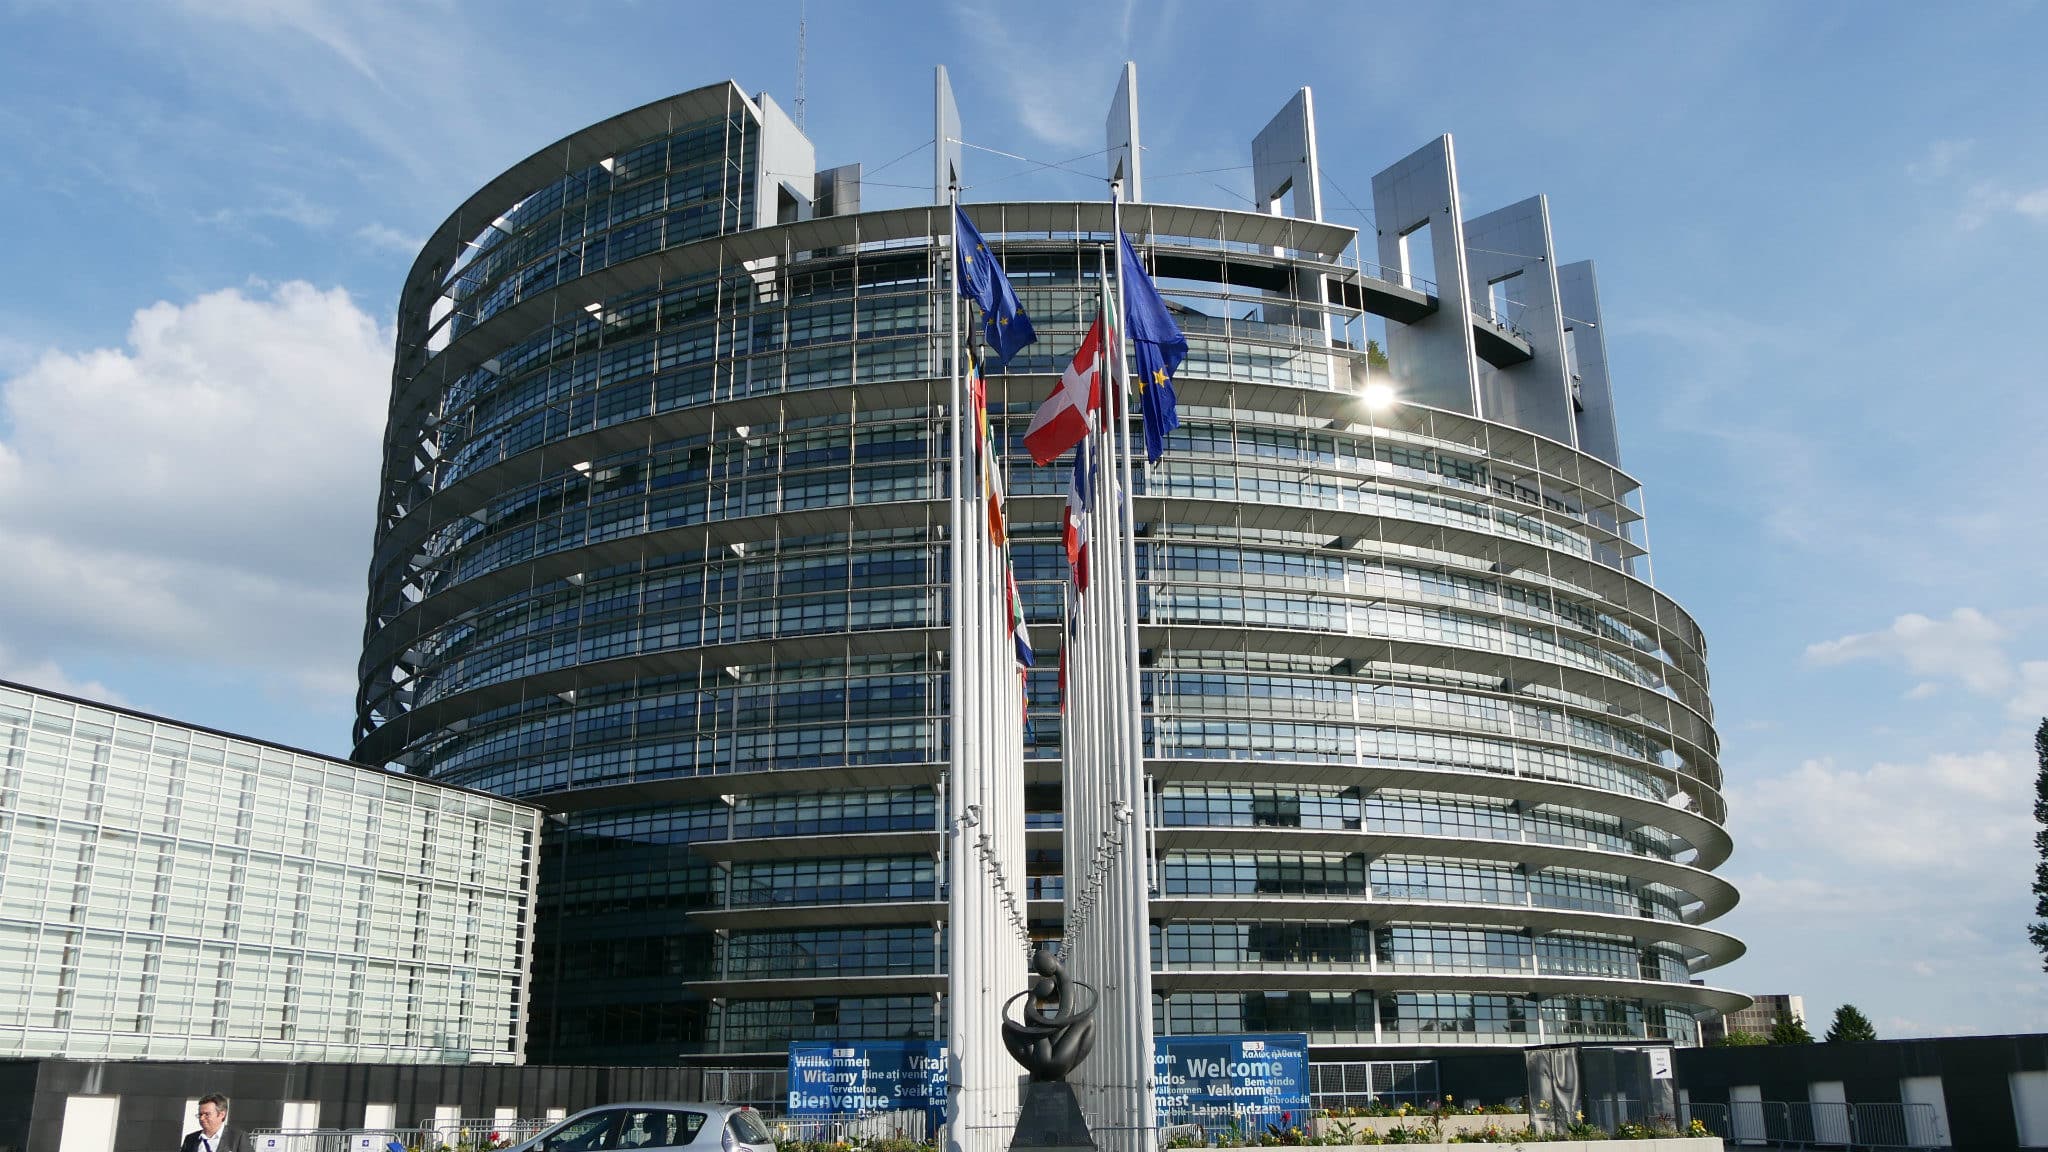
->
[360,83,1740,1064]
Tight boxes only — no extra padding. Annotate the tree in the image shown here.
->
[1708,1029,1768,1047]
[1768,1011,1814,1045]
[2031,719,2048,970]
[1825,1004,1878,1043]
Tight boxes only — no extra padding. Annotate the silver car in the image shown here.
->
[507,1103,777,1152]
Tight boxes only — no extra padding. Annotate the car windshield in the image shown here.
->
[614,1109,706,1148]
[727,1111,774,1145]
[544,1112,616,1151]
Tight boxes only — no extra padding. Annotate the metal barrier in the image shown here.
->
[1582,1095,1653,1130]
[417,1118,554,1143]
[251,1123,551,1152]
[769,1111,931,1144]
[1677,1099,1944,1149]
[1535,1097,1678,1134]
[1846,1102,1942,1149]
[1685,1102,1731,1139]
[705,1068,788,1112]
[1307,1059,1440,1112]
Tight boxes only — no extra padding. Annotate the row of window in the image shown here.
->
[392,438,1629,641]
[535,841,1685,922]
[402,587,1666,734]
[438,724,1678,811]
[0,923,523,1061]
[699,991,1699,1048]
[404,530,1675,722]
[411,627,1697,791]
[1162,852,1681,919]
[445,118,756,336]
[524,785,1678,870]
[1159,786,1676,859]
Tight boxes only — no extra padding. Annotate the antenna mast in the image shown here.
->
[794,0,807,132]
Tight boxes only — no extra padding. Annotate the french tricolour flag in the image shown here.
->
[1023,315,1104,465]
[1062,440,1092,595]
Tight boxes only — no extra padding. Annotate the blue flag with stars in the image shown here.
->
[954,204,1037,367]
[1119,231,1187,461]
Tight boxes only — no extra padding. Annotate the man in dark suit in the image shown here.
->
[181,1093,251,1152]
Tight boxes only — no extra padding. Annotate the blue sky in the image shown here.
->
[2,0,2045,1039]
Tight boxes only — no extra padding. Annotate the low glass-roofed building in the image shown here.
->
[0,681,542,1063]
[354,76,1742,1067]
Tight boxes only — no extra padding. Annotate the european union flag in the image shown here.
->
[1119,231,1187,462]
[955,204,1037,367]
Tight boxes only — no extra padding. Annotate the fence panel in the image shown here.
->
[1840,1101,1945,1150]
[1728,1097,1769,1144]
[1900,1100,1946,1148]
[1307,1059,1438,1112]
[1684,1102,1731,1140]
[253,1129,486,1152]
[707,1068,788,1110]
[770,1111,930,1145]
[1809,1100,1853,1145]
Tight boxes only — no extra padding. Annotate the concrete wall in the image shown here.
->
[1106,61,1141,198]
[1252,88,1322,222]
[749,90,815,226]
[1463,196,1573,445]
[1372,136,1479,414]
[1557,261,1620,465]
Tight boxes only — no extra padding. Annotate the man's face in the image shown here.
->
[197,1103,225,1136]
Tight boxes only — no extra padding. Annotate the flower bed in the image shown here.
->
[1168,1112,1719,1146]
[1302,1131,1720,1139]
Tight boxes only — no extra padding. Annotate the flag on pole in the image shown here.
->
[968,353,1009,545]
[1006,569,1035,669]
[1024,315,1105,465]
[1118,230,1188,461]
[955,204,1038,366]
[1062,442,1092,595]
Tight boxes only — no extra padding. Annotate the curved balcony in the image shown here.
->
[683,894,1742,969]
[682,825,1730,921]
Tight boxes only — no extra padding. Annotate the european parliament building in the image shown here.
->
[354,73,1743,1070]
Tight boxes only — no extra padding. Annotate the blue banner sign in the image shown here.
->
[787,1040,947,1119]
[1154,1033,1311,1118]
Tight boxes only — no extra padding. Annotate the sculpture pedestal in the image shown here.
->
[1008,1080,1096,1151]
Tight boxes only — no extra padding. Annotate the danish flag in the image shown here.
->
[1022,315,1105,465]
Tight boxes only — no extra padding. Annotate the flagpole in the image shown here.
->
[943,188,966,1152]
[1108,179,1157,1152]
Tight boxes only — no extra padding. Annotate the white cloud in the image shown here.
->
[2013,661,2048,722]
[177,0,382,84]
[1906,138,1973,182]
[1805,607,2012,696]
[1958,180,2048,230]
[0,281,390,702]
[1730,748,2029,871]
[951,0,1151,154]
[1718,732,2048,1036]
[355,222,421,256]
[0,644,124,707]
